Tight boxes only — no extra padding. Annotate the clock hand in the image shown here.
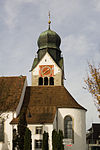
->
[43,68,50,75]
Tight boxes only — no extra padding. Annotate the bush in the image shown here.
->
[52,129,64,150]
[42,131,49,150]
[17,112,27,150]
[24,128,32,150]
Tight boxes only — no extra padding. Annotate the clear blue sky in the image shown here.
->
[0,0,100,129]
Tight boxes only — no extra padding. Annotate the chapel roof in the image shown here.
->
[0,76,26,112]
[11,86,86,124]
[23,86,85,109]
[10,106,56,124]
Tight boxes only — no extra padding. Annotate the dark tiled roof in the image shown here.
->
[59,57,64,70]
[11,106,56,124]
[24,86,85,109]
[0,76,26,111]
[87,123,100,139]
[30,58,38,71]
[11,86,86,124]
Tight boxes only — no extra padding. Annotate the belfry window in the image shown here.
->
[0,119,4,142]
[64,116,73,139]
[38,77,54,86]
[39,77,43,85]
[49,77,54,85]
[44,77,48,85]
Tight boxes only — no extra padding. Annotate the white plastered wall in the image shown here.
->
[28,124,53,150]
[58,108,86,150]
[31,52,62,86]
[53,111,57,130]
[0,112,15,150]
[15,78,27,117]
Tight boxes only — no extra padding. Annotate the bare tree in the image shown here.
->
[84,63,100,117]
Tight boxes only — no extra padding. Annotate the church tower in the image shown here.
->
[30,15,64,86]
[27,15,86,150]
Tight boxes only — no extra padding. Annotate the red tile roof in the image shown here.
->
[11,106,56,124]
[11,86,86,124]
[0,76,26,111]
[25,86,85,109]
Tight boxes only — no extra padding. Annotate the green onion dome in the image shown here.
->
[37,29,61,50]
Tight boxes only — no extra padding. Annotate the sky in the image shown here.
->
[0,0,100,129]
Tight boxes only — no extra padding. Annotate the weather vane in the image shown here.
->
[48,11,51,29]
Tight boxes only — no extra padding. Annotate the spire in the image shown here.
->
[48,11,51,30]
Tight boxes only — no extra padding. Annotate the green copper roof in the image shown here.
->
[59,57,64,70]
[37,29,61,50]
[30,58,38,71]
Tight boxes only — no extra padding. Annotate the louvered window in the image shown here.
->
[44,77,48,85]
[49,77,54,85]
[39,77,43,85]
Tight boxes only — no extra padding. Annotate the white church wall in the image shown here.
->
[58,108,86,150]
[28,124,53,150]
[15,78,27,117]
[53,111,57,130]
[32,52,62,86]
[0,112,15,150]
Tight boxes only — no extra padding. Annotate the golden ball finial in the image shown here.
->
[48,11,51,29]
[48,20,51,24]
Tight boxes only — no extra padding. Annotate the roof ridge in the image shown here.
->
[0,76,26,78]
[27,85,64,88]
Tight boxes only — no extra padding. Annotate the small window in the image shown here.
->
[0,120,4,142]
[35,140,42,148]
[49,77,54,85]
[44,77,48,85]
[64,116,73,139]
[39,77,43,85]
[36,126,42,134]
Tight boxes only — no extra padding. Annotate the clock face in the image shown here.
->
[39,65,54,77]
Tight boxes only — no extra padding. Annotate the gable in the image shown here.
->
[32,52,62,76]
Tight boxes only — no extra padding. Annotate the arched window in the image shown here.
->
[49,77,54,85]
[44,77,48,85]
[64,116,73,139]
[39,77,43,85]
